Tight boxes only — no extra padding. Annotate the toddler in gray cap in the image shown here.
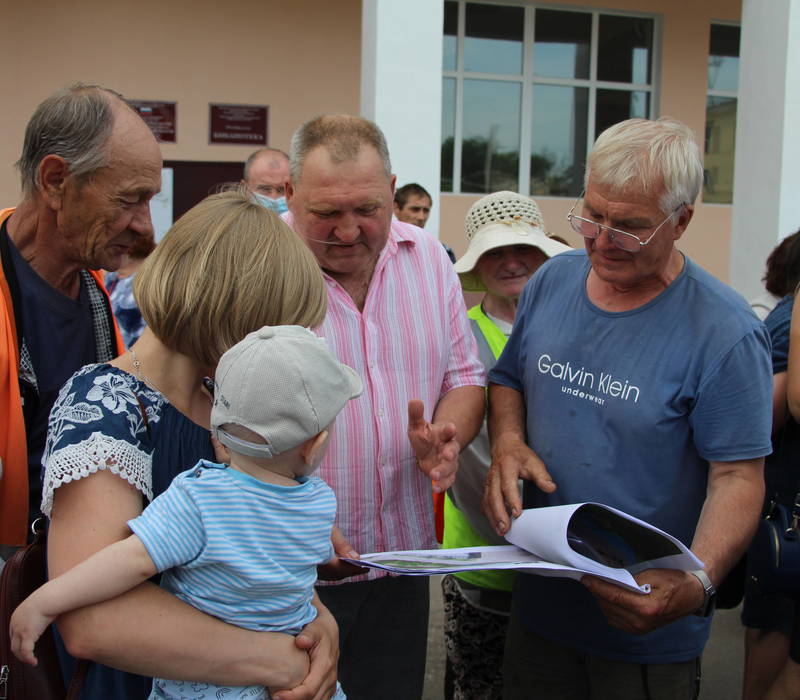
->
[11,326,360,700]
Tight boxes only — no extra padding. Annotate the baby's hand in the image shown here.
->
[9,599,55,666]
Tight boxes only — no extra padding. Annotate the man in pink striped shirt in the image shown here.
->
[284,115,485,699]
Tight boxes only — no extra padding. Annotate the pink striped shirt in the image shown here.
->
[285,215,485,582]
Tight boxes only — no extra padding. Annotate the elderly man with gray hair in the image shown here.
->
[0,84,161,549]
[483,117,772,699]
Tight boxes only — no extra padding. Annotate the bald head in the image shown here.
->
[243,148,290,199]
[15,83,151,196]
[288,114,392,185]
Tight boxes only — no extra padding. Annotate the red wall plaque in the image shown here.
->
[130,100,177,143]
[209,103,268,145]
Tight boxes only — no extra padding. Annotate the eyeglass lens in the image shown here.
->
[569,215,641,252]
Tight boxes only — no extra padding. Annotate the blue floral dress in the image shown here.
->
[42,364,214,700]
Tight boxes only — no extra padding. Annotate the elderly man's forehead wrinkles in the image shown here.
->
[310,196,383,214]
[125,183,161,200]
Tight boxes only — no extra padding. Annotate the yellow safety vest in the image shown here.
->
[443,304,515,591]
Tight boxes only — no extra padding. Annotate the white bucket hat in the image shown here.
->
[454,191,572,292]
[212,325,363,458]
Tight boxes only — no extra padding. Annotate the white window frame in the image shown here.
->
[443,0,662,196]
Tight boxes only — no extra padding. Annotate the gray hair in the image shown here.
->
[288,114,392,183]
[243,147,289,181]
[16,83,125,194]
[586,117,704,217]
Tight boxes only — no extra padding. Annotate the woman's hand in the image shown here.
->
[273,594,339,700]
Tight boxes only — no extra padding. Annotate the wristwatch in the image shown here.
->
[689,569,716,617]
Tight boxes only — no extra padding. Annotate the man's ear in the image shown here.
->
[300,429,329,466]
[285,179,296,207]
[673,204,694,241]
[37,155,70,210]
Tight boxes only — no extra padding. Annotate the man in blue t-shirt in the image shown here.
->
[483,117,772,699]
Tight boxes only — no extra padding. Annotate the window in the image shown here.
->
[703,23,740,204]
[441,1,657,196]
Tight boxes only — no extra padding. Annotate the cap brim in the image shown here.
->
[342,364,364,400]
[454,223,572,292]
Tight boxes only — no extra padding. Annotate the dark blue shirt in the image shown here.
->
[763,295,800,503]
[6,236,95,526]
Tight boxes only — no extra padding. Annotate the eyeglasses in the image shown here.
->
[566,197,685,253]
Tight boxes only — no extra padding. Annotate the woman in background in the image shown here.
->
[750,230,800,321]
[742,231,800,699]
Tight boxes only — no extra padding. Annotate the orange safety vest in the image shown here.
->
[0,207,124,545]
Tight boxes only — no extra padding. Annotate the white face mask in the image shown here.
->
[253,192,289,215]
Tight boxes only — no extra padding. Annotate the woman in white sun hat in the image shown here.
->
[442,190,571,700]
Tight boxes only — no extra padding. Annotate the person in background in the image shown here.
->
[1,83,156,551]
[484,117,772,699]
[394,182,456,263]
[443,190,570,699]
[243,147,290,214]
[394,183,432,229]
[742,231,800,700]
[751,230,800,320]
[756,289,800,699]
[105,232,156,348]
[285,114,485,700]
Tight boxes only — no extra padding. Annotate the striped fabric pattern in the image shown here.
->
[129,460,336,633]
[284,216,485,582]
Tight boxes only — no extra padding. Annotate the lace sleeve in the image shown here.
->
[41,365,164,516]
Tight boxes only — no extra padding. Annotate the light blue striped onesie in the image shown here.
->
[129,459,346,700]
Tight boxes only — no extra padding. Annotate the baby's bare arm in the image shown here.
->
[11,534,156,665]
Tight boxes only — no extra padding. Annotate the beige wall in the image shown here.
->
[439,0,741,283]
[2,0,741,283]
[0,0,361,203]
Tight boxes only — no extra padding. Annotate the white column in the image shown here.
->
[730,0,800,299]
[361,0,444,235]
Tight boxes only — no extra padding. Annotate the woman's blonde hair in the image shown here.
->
[135,188,327,368]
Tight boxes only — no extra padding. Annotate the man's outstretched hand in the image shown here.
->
[407,399,460,492]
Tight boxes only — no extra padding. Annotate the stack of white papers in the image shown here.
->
[341,502,703,594]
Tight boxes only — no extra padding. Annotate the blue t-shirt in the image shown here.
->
[766,294,792,374]
[763,295,800,504]
[42,364,215,700]
[130,461,336,634]
[490,250,772,663]
[128,461,340,700]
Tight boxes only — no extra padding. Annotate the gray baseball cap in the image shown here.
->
[211,325,363,458]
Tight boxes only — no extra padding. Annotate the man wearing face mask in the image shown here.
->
[242,147,289,214]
